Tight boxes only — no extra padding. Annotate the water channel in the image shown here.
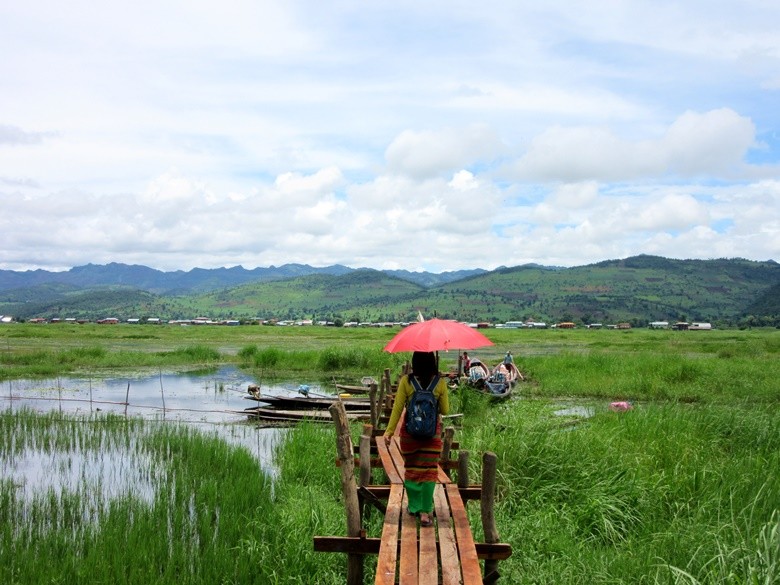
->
[2,367,335,506]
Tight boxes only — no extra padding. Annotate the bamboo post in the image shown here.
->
[328,401,363,585]
[378,368,390,424]
[359,424,373,487]
[481,451,500,582]
[441,426,455,478]
[359,425,372,521]
[124,381,130,417]
[369,383,378,428]
[159,370,166,419]
[457,450,470,489]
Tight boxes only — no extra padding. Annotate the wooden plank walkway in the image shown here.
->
[312,384,511,584]
[375,435,483,585]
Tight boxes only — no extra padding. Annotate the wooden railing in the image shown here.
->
[314,390,511,584]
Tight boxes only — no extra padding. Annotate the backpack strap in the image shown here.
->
[409,375,439,394]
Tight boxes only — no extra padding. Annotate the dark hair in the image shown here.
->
[411,351,437,386]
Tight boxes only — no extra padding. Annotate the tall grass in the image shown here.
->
[1,409,326,584]
[0,345,225,380]
[3,396,778,584]
[520,348,780,403]
[459,400,780,584]
[235,343,405,375]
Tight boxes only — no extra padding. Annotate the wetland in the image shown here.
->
[1,324,778,584]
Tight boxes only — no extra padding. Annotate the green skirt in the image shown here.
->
[404,479,435,515]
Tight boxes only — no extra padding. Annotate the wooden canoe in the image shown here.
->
[244,394,371,411]
[333,383,372,394]
[244,406,371,423]
[481,362,522,400]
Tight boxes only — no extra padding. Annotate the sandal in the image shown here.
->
[419,513,433,527]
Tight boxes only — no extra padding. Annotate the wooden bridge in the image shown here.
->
[314,369,511,584]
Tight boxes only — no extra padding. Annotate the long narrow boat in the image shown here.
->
[244,394,371,411]
[482,362,522,400]
[333,384,371,394]
[332,375,378,394]
[243,406,371,423]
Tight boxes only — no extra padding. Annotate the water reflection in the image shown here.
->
[1,367,328,503]
[2,366,327,424]
[553,405,596,418]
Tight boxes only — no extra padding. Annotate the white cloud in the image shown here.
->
[507,109,757,182]
[626,193,708,231]
[663,109,756,175]
[0,1,778,272]
[385,126,504,179]
[550,182,599,209]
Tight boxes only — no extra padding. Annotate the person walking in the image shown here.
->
[383,351,450,526]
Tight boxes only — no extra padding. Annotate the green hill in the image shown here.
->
[429,255,780,324]
[175,269,424,322]
[0,285,188,321]
[1,256,778,326]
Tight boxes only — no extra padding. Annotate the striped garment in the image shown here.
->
[399,414,442,483]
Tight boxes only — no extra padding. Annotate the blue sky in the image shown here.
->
[1,1,778,272]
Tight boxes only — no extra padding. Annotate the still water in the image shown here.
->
[2,367,334,502]
[1,366,327,424]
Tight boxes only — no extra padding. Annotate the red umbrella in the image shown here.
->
[383,318,494,353]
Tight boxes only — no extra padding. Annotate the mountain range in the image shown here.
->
[0,262,485,294]
[0,255,778,327]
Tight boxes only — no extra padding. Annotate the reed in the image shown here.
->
[0,409,294,584]
[520,347,780,403]
[234,343,405,376]
[460,400,780,583]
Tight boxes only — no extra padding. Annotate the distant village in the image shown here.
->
[1,315,713,330]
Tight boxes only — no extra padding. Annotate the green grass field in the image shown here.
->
[1,324,778,583]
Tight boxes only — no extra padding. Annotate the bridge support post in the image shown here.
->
[441,426,456,478]
[329,401,363,585]
[458,450,470,488]
[481,451,501,582]
[369,383,378,428]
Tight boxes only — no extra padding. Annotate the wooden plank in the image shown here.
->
[437,465,452,483]
[313,536,512,560]
[388,437,406,478]
[376,438,403,485]
[418,513,438,585]
[399,493,418,585]
[335,456,381,468]
[375,483,403,585]
[351,484,482,502]
[446,483,482,585]
[246,407,369,422]
[433,484,462,585]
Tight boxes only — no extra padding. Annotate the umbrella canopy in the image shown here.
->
[383,318,494,353]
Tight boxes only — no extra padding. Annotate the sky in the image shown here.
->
[1,1,779,274]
